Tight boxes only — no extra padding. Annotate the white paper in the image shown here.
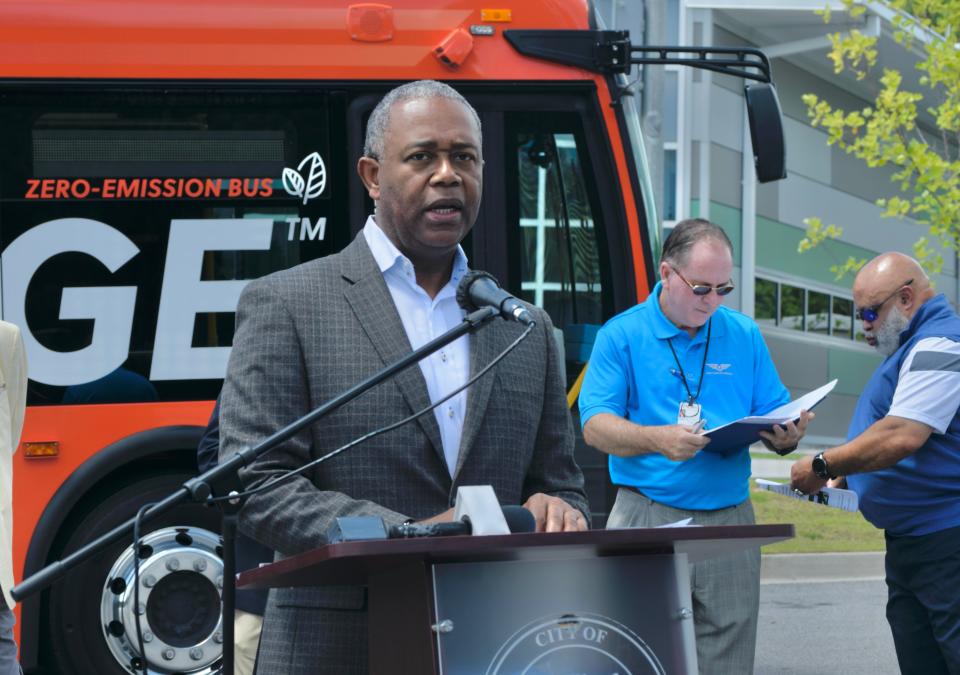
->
[754,478,859,512]
[705,379,838,433]
[759,379,839,421]
[655,517,695,528]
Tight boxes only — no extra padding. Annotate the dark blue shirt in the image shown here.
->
[846,294,960,536]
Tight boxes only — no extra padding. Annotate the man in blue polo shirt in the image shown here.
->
[791,252,960,675]
[580,218,812,674]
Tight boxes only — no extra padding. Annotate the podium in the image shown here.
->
[239,524,792,674]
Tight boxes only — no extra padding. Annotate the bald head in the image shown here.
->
[853,252,933,316]
[853,252,935,355]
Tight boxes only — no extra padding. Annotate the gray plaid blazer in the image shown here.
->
[220,233,588,674]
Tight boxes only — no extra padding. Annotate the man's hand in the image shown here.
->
[417,507,454,524]
[790,456,828,495]
[651,424,711,461]
[759,410,815,456]
[523,493,588,533]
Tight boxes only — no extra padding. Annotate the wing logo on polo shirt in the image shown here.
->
[706,363,732,375]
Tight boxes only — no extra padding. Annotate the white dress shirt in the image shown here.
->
[363,216,470,476]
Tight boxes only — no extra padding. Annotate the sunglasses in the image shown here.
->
[855,279,913,322]
[671,266,736,296]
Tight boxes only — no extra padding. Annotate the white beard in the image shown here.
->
[869,306,910,357]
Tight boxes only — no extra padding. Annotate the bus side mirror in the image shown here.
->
[744,82,787,183]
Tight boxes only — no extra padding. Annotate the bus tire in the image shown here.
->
[44,470,224,675]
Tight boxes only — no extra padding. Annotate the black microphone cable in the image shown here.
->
[131,501,155,672]
[206,322,535,506]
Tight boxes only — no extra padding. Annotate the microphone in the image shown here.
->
[501,504,537,533]
[388,520,470,538]
[388,505,536,539]
[456,271,536,327]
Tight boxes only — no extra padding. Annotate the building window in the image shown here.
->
[832,297,854,339]
[755,278,777,327]
[780,284,805,331]
[808,291,830,335]
[755,276,861,343]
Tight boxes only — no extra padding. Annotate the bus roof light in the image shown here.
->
[480,9,512,22]
[434,28,473,68]
[347,3,394,42]
[23,442,59,459]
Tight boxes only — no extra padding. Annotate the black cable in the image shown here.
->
[548,133,579,324]
[132,501,155,672]
[666,318,711,404]
[207,322,536,505]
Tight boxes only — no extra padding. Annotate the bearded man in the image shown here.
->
[791,252,960,675]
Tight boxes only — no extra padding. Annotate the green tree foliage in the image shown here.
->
[801,0,960,278]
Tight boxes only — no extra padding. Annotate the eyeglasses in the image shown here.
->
[671,267,736,296]
[855,279,913,322]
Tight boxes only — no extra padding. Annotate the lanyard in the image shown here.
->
[666,319,711,404]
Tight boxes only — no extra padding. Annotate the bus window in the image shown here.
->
[507,114,610,389]
[502,108,623,526]
[0,87,349,405]
[517,132,603,326]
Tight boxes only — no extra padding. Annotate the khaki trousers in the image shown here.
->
[235,609,263,675]
[607,488,761,675]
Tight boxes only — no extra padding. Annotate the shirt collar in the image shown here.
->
[646,281,721,343]
[362,215,469,287]
[899,293,950,348]
[648,282,684,340]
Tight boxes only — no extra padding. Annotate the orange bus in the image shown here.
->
[0,1,783,673]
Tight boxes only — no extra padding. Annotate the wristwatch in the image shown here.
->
[811,452,836,480]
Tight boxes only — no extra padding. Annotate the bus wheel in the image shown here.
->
[45,471,224,675]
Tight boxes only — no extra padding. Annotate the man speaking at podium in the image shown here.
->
[220,80,588,674]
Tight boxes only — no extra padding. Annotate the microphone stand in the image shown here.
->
[12,306,499,675]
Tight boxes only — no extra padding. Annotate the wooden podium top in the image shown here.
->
[238,523,793,590]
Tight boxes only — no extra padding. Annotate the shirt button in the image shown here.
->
[448,407,455,418]
[441,352,447,362]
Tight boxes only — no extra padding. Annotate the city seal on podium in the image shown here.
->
[486,612,666,675]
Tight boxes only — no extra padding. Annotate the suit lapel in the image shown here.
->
[453,317,503,479]
[340,236,445,463]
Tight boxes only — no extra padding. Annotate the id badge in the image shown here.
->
[677,400,702,427]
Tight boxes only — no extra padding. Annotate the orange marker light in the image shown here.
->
[481,9,512,22]
[347,3,394,42]
[434,28,474,68]
[22,442,59,459]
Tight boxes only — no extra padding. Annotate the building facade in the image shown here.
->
[596,0,957,445]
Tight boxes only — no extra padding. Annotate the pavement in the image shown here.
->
[760,551,885,584]
[752,446,886,584]
[755,579,898,674]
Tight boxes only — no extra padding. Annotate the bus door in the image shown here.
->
[0,83,350,675]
